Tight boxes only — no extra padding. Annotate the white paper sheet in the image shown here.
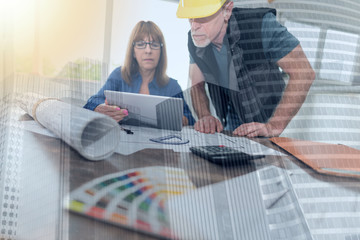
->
[115,125,286,156]
[21,120,58,138]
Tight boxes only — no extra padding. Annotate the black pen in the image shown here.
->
[120,126,134,134]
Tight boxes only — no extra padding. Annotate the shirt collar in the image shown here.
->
[149,77,160,89]
[135,72,160,89]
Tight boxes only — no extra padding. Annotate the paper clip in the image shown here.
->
[149,135,189,145]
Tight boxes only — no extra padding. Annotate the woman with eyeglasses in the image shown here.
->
[84,21,195,126]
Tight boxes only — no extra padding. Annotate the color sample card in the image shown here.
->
[67,166,195,239]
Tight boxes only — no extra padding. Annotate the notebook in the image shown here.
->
[270,137,360,179]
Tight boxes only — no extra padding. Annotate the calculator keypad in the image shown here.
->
[190,145,264,165]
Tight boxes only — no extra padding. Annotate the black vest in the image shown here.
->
[188,8,285,125]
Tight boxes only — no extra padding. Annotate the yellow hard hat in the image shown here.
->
[176,0,227,19]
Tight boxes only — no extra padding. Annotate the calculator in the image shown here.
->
[189,145,265,165]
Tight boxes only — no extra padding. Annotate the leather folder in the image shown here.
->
[270,137,360,179]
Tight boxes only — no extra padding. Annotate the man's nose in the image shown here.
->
[190,19,201,30]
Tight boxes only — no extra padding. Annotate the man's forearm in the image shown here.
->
[190,82,212,119]
[268,72,315,131]
[268,44,316,132]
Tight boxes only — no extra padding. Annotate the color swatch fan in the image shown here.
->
[67,166,195,239]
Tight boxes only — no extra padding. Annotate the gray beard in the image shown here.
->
[191,34,211,48]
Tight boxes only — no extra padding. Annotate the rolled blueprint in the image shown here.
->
[17,93,121,161]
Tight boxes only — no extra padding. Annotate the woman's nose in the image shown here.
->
[144,44,152,53]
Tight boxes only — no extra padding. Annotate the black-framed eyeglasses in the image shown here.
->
[133,41,163,50]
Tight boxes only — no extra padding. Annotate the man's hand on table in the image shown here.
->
[232,122,284,137]
[194,115,223,134]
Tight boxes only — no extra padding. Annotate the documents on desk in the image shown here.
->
[115,125,286,156]
[15,92,284,159]
[19,116,285,157]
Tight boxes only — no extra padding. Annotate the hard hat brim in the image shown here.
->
[176,2,224,19]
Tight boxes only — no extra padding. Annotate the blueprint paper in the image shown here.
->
[16,93,121,161]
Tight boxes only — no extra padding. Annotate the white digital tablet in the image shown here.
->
[104,90,183,131]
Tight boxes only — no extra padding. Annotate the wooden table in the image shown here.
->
[13,118,360,240]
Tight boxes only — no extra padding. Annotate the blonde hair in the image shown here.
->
[121,21,169,86]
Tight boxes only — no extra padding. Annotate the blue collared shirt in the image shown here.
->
[84,67,195,125]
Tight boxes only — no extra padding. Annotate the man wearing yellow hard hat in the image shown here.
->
[177,0,315,137]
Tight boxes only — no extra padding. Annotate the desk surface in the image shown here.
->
[5,115,360,240]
